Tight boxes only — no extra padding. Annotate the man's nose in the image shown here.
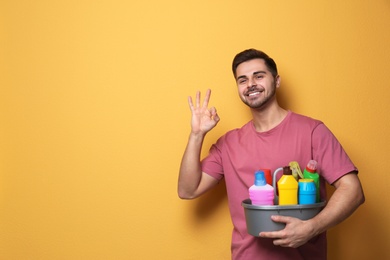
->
[247,78,257,88]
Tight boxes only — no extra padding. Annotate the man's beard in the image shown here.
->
[241,84,276,109]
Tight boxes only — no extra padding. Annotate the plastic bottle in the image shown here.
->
[259,168,273,186]
[298,179,316,204]
[303,160,320,202]
[249,170,274,205]
[277,166,298,205]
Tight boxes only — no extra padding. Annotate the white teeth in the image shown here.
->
[249,92,260,96]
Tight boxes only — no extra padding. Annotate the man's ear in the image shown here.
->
[275,75,281,88]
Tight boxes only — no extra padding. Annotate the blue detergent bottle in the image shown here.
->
[298,179,317,204]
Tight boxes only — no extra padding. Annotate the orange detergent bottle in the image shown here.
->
[277,166,298,205]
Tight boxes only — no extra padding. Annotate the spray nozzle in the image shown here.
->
[306,160,318,172]
[289,161,304,180]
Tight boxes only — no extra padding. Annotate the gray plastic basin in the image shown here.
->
[242,199,326,236]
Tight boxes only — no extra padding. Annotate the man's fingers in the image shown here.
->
[271,215,292,223]
[188,96,194,111]
[189,90,213,112]
[210,107,220,122]
[202,89,211,108]
[259,230,283,239]
[196,91,201,108]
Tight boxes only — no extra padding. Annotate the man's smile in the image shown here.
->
[245,89,264,97]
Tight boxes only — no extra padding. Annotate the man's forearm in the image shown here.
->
[309,173,365,236]
[178,133,206,199]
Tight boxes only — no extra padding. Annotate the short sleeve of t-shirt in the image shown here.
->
[311,123,358,184]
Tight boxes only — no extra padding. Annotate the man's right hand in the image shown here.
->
[188,89,220,135]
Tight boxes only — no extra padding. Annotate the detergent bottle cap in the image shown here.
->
[306,160,318,173]
[254,171,266,186]
[283,166,292,175]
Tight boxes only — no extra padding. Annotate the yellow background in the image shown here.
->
[1,0,389,259]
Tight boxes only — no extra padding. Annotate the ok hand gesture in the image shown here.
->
[188,89,220,135]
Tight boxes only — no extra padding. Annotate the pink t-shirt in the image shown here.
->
[201,111,357,260]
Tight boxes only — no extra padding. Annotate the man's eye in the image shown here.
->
[238,79,247,84]
[256,75,263,79]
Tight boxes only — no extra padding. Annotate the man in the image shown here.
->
[178,49,364,259]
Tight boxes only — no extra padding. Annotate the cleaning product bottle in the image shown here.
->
[298,179,316,204]
[259,168,272,186]
[277,166,298,205]
[249,170,274,205]
[303,160,320,202]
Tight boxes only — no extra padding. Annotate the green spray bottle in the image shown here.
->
[303,160,320,202]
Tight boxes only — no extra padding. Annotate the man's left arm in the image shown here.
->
[259,172,365,248]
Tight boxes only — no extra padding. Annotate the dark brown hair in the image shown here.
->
[232,49,278,78]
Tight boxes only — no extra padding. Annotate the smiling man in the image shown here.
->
[178,49,365,260]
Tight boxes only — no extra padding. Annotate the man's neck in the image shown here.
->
[251,104,288,132]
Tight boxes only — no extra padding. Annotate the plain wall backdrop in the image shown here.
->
[1,0,389,259]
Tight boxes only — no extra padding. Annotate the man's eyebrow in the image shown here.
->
[253,70,267,75]
[236,75,247,81]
